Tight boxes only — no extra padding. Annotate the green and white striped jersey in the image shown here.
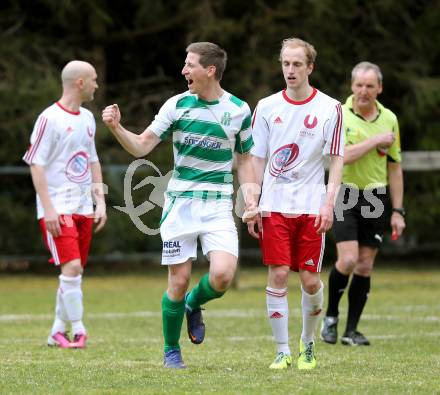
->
[149,90,253,196]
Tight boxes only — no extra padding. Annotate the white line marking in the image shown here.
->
[3,332,440,346]
[1,309,440,323]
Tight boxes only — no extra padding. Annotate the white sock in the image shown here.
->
[266,287,290,355]
[301,281,324,344]
[50,286,68,335]
[60,274,86,335]
[71,320,86,336]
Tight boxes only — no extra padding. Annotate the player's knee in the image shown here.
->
[168,275,190,300]
[61,260,83,277]
[336,254,358,274]
[299,270,321,294]
[355,258,374,277]
[268,266,289,288]
[210,270,233,292]
[302,278,321,294]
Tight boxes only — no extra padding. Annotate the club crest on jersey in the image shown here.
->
[181,109,191,118]
[87,126,94,137]
[65,151,89,183]
[304,114,318,129]
[269,143,299,177]
[221,111,231,126]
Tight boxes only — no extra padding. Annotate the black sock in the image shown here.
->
[346,274,371,333]
[326,266,349,317]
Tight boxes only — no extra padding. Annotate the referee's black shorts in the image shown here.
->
[333,184,391,248]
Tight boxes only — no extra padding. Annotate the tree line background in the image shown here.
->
[1,0,439,264]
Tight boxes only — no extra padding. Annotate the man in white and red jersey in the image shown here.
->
[245,38,344,370]
[23,61,107,349]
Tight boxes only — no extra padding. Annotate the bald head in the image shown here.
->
[61,60,96,86]
[60,60,98,103]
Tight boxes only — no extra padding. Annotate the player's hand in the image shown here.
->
[102,104,121,129]
[93,203,107,233]
[44,207,62,237]
[375,131,395,148]
[314,204,334,234]
[242,200,259,223]
[391,211,405,239]
[247,213,262,239]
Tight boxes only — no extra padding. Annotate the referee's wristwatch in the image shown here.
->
[392,208,406,217]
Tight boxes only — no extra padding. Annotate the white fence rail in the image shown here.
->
[1,151,439,267]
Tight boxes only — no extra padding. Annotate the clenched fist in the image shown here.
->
[102,104,121,128]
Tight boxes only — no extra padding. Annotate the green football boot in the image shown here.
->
[297,340,317,370]
[269,352,292,369]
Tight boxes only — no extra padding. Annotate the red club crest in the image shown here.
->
[65,151,89,183]
[269,143,299,177]
[304,115,318,129]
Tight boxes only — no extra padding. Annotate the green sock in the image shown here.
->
[186,273,225,310]
[162,291,185,352]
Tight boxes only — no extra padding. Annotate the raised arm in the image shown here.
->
[102,104,161,158]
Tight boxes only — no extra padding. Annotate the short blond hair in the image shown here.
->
[279,38,317,65]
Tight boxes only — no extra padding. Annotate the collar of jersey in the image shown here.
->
[282,87,317,105]
[346,95,382,122]
[56,101,80,115]
[196,96,220,106]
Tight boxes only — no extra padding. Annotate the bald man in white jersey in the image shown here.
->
[245,38,344,370]
[23,61,107,348]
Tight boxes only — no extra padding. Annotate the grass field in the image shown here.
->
[1,266,439,394]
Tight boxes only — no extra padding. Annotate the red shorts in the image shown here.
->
[259,212,325,272]
[39,214,94,266]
